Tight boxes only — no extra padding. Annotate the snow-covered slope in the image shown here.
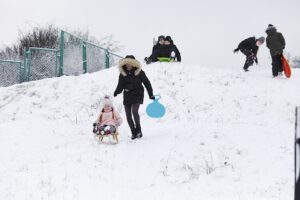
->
[0,63,300,200]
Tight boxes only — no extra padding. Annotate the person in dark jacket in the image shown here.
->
[145,35,181,64]
[145,35,165,64]
[233,36,265,71]
[265,24,286,77]
[165,36,181,62]
[114,55,155,139]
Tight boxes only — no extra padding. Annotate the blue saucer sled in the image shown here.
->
[146,95,166,118]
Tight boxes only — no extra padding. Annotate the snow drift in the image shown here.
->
[0,63,300,200]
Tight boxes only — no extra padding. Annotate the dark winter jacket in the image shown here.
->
[266,27,285,56]
[149,44,181,61]
[170,44,181,62]
[149,44,164,61]
[114,58,153,105]
[234,37,259,56]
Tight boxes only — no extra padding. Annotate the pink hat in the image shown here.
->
[103,95,113,107]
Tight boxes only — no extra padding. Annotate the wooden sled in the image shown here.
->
[97,131,119,143]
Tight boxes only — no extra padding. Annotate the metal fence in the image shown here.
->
[25,47,59,81]
[59,30,123,76]
[0,60,24,87]
[0,30,123,87]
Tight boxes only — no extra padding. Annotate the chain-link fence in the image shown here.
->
[85,42,106,73]
[25,47,59,81]
[60,32,83,76]
[107,51,123,69]
[59,31,123,76]
[0,60,24,87]
[0,30,123,87]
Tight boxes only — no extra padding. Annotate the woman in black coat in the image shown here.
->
[114,55,154,139]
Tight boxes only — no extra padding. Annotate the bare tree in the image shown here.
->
[0,24,122,60]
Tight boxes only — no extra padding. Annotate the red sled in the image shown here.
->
[282,55,292,78]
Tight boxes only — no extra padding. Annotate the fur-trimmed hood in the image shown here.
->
[118,58,142,76]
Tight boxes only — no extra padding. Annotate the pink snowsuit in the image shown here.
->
[95,106,123,134]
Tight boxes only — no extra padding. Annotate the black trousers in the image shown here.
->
[241,49,255,70]
[124,103,141,132]
[271,54,283,76]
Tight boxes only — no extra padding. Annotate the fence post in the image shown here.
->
[27,49,31,81]
[295,106,300,200]
[59,30,64,76]
[82,41,87,73]
[23,48,27,82]
[105,49,110,69]
[55,50,59,76]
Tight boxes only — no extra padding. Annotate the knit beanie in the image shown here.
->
[266,24,276,31]
[103,95,113,107]
[256,36,265,44]
[165,36,172,42]
[158,35,165,41]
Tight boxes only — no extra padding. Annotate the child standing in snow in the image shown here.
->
[265,24,286,78]
[93,95,123,135]
[234,36,265,71]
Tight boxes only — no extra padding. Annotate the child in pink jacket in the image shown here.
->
[93,95,123,135]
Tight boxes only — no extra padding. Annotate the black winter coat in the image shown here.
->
[235,37,259,56]
[266,28,285,56]
[149,44,163,61]
[149,44,181,62]
[114,68,153,105]
[170,44,181,61]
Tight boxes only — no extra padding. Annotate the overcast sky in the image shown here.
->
[1,0,300,67]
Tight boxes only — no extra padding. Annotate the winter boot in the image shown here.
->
[104,126,111,135]
[145,57,152,64]
[131,129,137,140]
[170,51,176,61]
[93,123,98,133]
[135,128,143,139]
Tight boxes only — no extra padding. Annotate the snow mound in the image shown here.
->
[0,63,300,200]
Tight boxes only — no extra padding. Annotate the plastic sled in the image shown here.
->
[282,54,291,78]
[157,57,175,62]
[146,95,166,118]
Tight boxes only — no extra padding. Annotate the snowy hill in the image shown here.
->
[0,63,300,200]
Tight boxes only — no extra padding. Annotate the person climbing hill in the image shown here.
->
[234,36,265,72]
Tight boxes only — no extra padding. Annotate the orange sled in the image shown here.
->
[282,54,291,78]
